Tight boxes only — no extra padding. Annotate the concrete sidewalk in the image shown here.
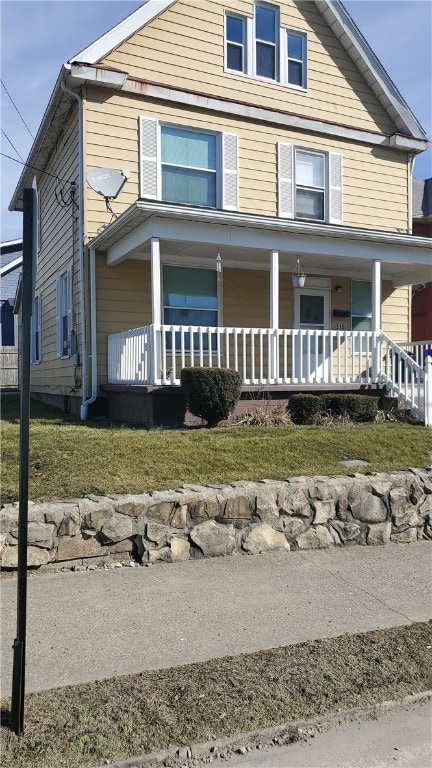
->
[1,541,431,696]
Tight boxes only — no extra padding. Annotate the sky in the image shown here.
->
[1,0,431,243]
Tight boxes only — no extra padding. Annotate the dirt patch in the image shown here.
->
[1,621,431,768]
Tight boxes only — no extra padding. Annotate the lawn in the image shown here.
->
[1,395,431,503]
[1,621,431,768]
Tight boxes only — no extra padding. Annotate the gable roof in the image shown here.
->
[9,0,429,212]
[412,178,432,219]
[70,0,427,142]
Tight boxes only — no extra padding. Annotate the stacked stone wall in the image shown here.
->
[1,469,431,570]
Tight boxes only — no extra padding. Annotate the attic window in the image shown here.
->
[287,31,307,88]
[226,13,246,73]
[255,3,279,80]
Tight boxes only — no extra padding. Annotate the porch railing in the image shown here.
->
[107,325,432,424]
[398,340,432,366]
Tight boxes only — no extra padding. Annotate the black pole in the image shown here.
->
[10,188,34,735]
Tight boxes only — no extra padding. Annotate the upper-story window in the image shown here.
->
[287,31,307,88]
[255,4,279,80]
[295,149,325,221]
[161,126,217,208]
[278,142,342,224]
[224,3,307,90]
[226,13,246,73]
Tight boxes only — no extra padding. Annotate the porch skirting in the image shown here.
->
[102,383,386,427]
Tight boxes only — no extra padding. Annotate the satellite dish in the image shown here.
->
[86,168,128,199]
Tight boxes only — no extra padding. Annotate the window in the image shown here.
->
[226,13,246,72]
[161,126,217,208]
[163,265,218,351]
[295,149,325,221]
[31,294,42,363]
[255,3,278,80]
[139,118,239,210]
[56,268,72,358]
[351,281,372,333]
[278,143,342,223]
[287,31,306,87]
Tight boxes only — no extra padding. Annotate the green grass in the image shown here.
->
[1,621,431,768]
[1,395,431,503]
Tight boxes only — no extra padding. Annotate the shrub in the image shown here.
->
[238,403,292,427]
[180,367,242,427]
[323,394,378,422]
[289,394,324,424]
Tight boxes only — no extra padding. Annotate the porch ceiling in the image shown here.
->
[88,201,432,285]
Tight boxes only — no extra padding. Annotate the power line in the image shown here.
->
[1,128,25,163]
[1,79,35,140]
[1,151,71,185]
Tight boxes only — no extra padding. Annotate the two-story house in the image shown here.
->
[10,0,432,425]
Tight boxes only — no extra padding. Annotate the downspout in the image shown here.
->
[81,247,97,419]
[60,79,94,419]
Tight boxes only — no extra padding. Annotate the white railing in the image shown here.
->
[379,333,431,424]
[107,325,432,424]
[398,340,432,367]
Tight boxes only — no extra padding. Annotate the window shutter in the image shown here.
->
[329,152,343,225]
[278,143,293,218]
[222,132,238,211]
[139,117,158,199]
[56,276,62,357]
[67,267,73,346]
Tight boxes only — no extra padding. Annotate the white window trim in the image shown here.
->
[254,2,279,82]
[159,123,222,209]
[294,148,327,223]
[57,266,73,360]
[223,6,308,93]
[31,293,42,364]
[224,11,247,75]
[287,29,308,90]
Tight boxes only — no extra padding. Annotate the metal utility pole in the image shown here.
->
[10,187,35,735]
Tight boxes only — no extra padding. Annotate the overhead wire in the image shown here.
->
[1,128,25,163]
[1,151,72,185]
[1,78,35,139]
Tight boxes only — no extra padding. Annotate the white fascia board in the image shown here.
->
[64,63,127,89]
[66,66,426,152]
[9,69,66,211]
[69,0,176,64]
[97,201,432,267]
[315,1,428,142]
[0,256,23,276]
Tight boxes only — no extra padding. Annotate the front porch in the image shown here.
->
[87,201,432,425]
[106,325,431,424]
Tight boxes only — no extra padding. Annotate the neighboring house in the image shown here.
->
[0,239,22,346]
[411,178,432,343]
[9,0,432,424]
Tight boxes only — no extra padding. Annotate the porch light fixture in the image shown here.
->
[215,250,222,273]
[292,257,306,288]
[335,284,343,293]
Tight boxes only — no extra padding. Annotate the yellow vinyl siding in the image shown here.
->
[96,256,151,386]
[83,88,409,240]
[31,110,80,395]
[102,0,395,135]
[382,284,410,344]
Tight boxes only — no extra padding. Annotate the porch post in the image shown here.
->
[150,238,161,384]
[270,250,279,381]
[372,259,381,380]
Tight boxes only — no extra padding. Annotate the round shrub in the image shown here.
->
[180,367,242,427]
[288,394,323,424]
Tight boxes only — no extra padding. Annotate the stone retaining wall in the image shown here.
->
[1,469,431,570]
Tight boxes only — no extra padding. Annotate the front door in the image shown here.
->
[294,288,330,382]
